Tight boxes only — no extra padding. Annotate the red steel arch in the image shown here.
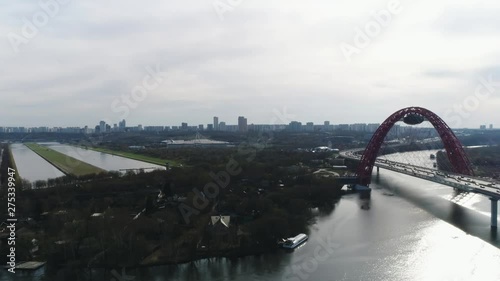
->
[357,106,474,186]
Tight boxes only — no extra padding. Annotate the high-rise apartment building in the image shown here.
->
[119,119,126,131]
[219,122,226,131]
[238,116,248,132]
[306,122,314,131]
[213,116,219,131]
[288,121,302,131]
[99,121,106,133]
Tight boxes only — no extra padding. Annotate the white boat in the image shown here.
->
[282,233,308,249]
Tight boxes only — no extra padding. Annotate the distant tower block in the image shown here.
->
[213,116,219,131]
[238,116,248,132]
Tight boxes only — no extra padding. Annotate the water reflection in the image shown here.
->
[45,143,165,172]
[10,143,64,182]
[492,227,498,240]
[449,200,468,228]
[137,253,294,281]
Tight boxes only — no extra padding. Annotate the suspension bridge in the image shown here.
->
[340,106,500,228]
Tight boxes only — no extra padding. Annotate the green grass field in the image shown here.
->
[25,143,106,177]
[76,146,178,167]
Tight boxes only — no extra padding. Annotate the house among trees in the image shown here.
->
[211,215,231,229]
[206,215,238,249]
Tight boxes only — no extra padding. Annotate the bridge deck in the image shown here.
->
[340,149,500,199]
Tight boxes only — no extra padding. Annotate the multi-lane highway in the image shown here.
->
[341,149,500,199]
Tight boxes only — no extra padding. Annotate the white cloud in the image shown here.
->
[1,0,500,127]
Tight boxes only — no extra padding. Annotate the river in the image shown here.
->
[379,149,441,170]
[4,150,500,280]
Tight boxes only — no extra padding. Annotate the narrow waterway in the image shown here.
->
[44,143,165,172]
[9,143,64,182]
[8,143,166,183]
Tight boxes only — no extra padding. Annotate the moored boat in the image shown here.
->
[281,233,308,249]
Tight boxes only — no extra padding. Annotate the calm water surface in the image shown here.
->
[44,143,165,172]
[9,143,64,182]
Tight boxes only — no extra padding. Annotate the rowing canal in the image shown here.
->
[9,143,165,182]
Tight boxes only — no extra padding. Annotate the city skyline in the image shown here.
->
[0,112,496,130]
[0,116,496,133]
[2,1,500,128]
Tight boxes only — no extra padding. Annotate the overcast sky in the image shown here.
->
[1,0,500,128]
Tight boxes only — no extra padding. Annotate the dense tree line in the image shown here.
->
[458,131,500,146]
[436,146,500,178]
[0,143,12,186]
